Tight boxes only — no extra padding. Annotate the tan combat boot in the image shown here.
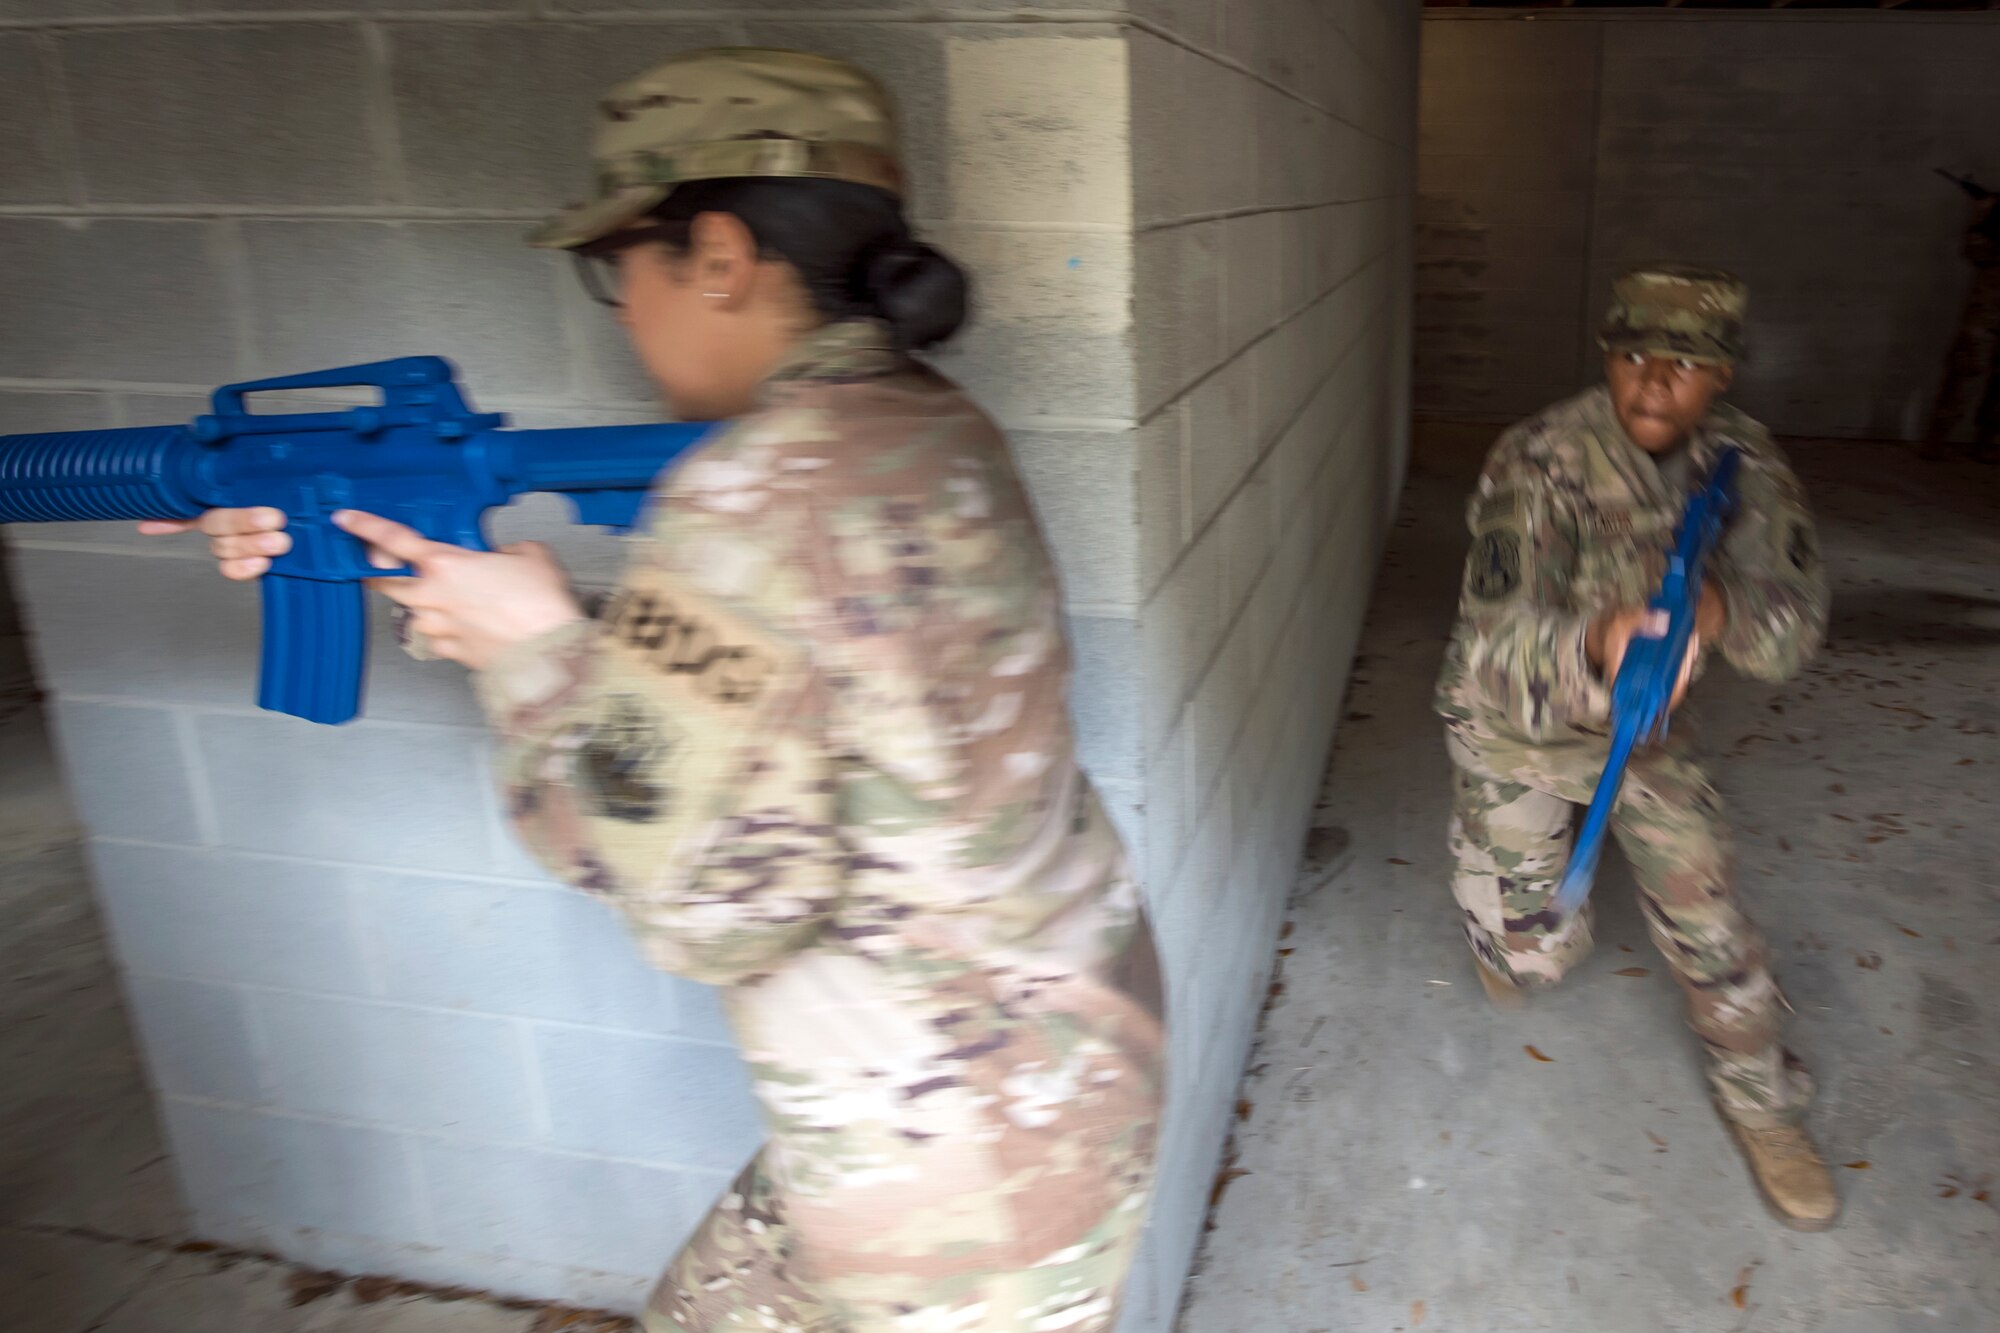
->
[1722,1117,1841,1231]
[1472,952,1525,1011]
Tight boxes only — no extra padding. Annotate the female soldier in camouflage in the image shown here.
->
[145,48,1164,1333]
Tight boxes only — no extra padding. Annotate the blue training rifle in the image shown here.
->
[0,357,716,726]
[1550,444,1743,918]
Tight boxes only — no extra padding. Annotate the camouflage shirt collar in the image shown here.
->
[757,318,907,404]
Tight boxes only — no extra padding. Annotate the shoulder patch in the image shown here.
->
[577,694,680,824]
[587,568,812,870]
[1469,528,1523,601]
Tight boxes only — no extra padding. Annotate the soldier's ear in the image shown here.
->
[1711,364,1735,394]
[687,210,760,300]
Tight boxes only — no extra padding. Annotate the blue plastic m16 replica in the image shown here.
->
[0,357,715,725]
[1550,444,1743,919]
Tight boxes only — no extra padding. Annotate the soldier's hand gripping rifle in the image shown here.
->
[0,357,715,725]
[1550,445,1743,919]
[1936,167,1996,202]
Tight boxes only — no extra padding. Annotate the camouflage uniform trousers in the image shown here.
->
[640,1144,1155,1332]
[1445,730,1812,1128]
[1926,270,2000,455]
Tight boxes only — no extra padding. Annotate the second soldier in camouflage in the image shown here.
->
[1434,266,1840,1231]
[1924,179,2000,462]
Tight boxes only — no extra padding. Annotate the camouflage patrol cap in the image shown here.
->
[1597,265,1749,366]
[530,47,904,251]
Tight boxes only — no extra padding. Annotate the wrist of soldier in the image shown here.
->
[473,617,598,723]
[1568,618,1615,726]
[1585,613,1613,670]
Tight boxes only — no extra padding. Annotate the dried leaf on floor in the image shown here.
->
[1614,966,1651,978]
[284,1269,347,1308]
[529,1313,638,1333]
[1524,1045,1554,1063]
[1411,1299,1428,1326]
[1388,857,1411,865]
[351,1276,429,1304]
[1350,1274,1369,1293]
[1895,924,1923,938]
[1647,1131,1668,1149]
[1843,1160,1871,1170]
[1857,953,1883,970]
[1730,1264,1756,1310]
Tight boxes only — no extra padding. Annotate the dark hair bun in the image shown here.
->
[862,240,970,351]
[651,178,972,350]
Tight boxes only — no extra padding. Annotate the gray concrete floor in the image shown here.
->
[1180,426,2000,1332]
[4,426,1998,1332]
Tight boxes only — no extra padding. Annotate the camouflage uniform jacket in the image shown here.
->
[475,320,1164,1275]
[1434,386,1829,760]
[1963,208,2000,324]
[1963,203,2000,270]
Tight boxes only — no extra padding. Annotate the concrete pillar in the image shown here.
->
[0,2,1416,1322]
[1123,3,1418,1319]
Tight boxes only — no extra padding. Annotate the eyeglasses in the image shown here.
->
[571,224,680,310]
[572,252,622,309]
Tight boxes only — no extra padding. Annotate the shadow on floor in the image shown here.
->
[1827,589,2000,651]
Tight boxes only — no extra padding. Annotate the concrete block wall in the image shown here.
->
[0,1,1416,1323]
[1418,12,2000,440]
[1121,1,1417,1324]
